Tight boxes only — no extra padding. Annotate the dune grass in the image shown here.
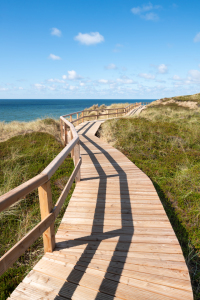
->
[149,92,200,110]
[0,118,60,143]
[0,121,74,299]
[100,105,200,299]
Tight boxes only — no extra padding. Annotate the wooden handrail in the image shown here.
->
[0,117,81,275]
[64,103,141,127]
[0,101,142,276]
[0,158,81,276]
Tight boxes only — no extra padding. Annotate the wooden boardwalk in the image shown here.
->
[8,120,193,300]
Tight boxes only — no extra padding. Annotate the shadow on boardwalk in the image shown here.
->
[55,122,134,299]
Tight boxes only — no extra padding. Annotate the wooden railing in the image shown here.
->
[0,118,81,276]
[0,102,142,276]
[60,103,141,142]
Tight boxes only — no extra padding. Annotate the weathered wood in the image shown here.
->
[60,119,64,143]
[0,173,48,213]
[54,158,82,218]
[42,136,79,179]
[64,122,68,146]
[82,111,84,123]
[38,181,55,253]
[70,130,74,158]
[0,212,54,276]
[74,142,81,182]
[77,113,79,125]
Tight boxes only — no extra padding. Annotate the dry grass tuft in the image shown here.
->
[149,92,200,110]
[0,118,60,143]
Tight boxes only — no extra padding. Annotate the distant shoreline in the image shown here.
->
[0,99,155,123]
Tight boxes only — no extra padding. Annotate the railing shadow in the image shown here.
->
[54,121,134,299]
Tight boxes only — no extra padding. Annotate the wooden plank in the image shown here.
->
[33,259,191,300]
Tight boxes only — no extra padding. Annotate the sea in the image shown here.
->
[0,99,155,123]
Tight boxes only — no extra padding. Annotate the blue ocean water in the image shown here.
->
[0,99,155,123]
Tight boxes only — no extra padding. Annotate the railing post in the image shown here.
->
[38,181,55,253]
[60,119,64,143]
[77,113,79,125]
[64,123,68,146]
[96,111,98,120]
[70,115,72,122]
[70,130,74,159]
[82,111,84,123]
[116,109,118,117]
[74,141,81,182]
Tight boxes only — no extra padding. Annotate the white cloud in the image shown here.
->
[113,44,123,53]
[74,32,104,45]
[51,28,62,37]
[62,70,82,80]
[138,73,155,79]
[105,64,117,70]
[143,12,159,21]
[48,86,56,91]
[48,78,64,83]
[48,54,61,60]
[68,70,80,80]
[131,3,161,21]
[194,32,200,43]
[98,79,109,84]
[117,78,135,84]
[131,7,142,14]
[69,85,78,90]
[80,82,85,86]
[188,69,200,81]
[156,79,166,83]
[158,64,168,74]
[34,83,46,90]
[173,75,181,80]
[0,87,8,91]
[19,87,24,90]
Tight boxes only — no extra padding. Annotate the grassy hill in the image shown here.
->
[149,93,200,110]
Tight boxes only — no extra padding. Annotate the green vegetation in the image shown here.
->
[0,119,74,299]
[100,104,200,299]
[150,92,200,110]
[0,117,61,142]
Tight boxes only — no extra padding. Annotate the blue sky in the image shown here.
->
[0,0,200,99]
